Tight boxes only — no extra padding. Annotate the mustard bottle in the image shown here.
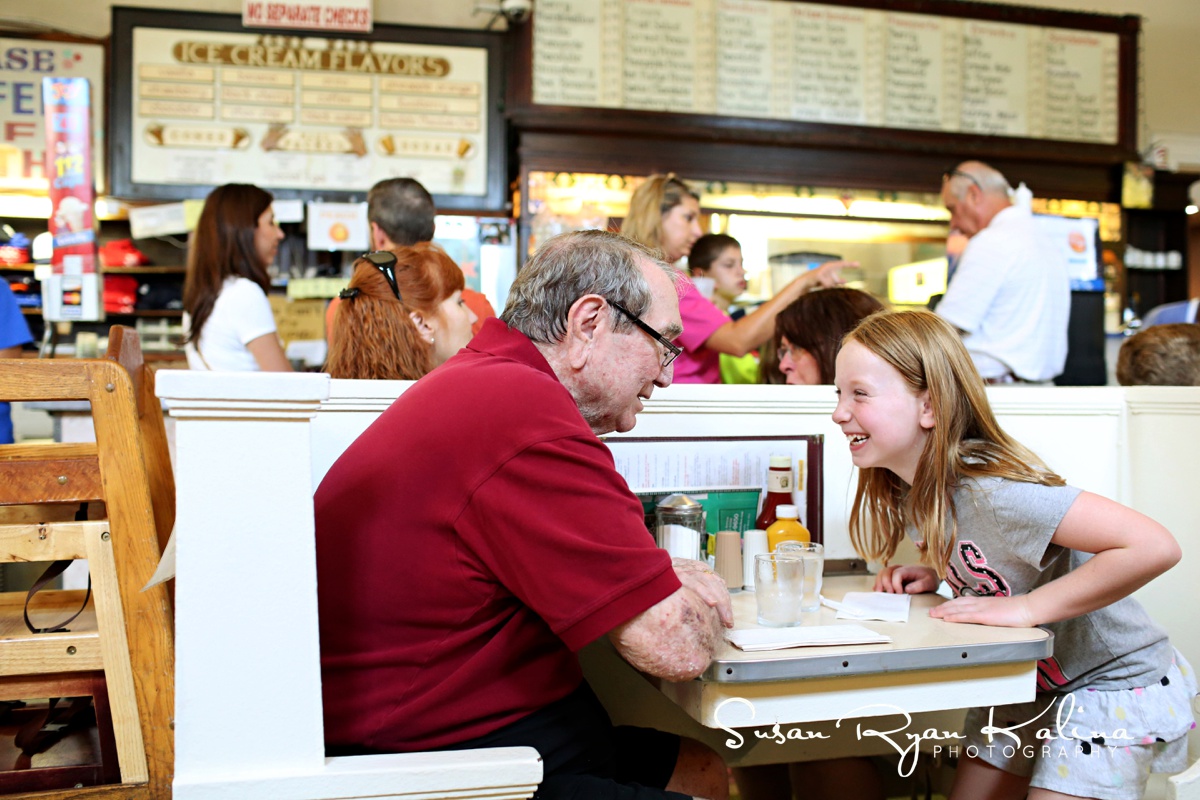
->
[767,504,810,552]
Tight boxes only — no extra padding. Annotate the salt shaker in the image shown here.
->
[655,494,704,562]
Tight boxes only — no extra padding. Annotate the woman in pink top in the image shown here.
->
[623,175,854,383]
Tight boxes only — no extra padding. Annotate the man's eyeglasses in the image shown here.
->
[608,300,681,369]
[364,250,401,301]
[942,169,982,191]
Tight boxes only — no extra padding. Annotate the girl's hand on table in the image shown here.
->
[874,565,939,594]
[928,594,1036,628]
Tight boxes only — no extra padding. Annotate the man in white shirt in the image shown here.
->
[935,161,1071,383]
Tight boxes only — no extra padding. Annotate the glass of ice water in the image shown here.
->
[777,541,824,613]
[753,553,804,627]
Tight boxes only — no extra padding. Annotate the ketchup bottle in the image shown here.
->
[755,455,793,530]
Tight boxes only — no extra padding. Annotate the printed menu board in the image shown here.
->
[531,0,1121,146]
[111,10,505,207]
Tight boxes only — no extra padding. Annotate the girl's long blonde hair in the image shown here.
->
[845,311,1064,578]
[620,173,698,255]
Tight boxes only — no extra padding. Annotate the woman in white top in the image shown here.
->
[182,183,290,371]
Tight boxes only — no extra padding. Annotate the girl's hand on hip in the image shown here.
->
[928,594,1036,627]
[874,565,939,594]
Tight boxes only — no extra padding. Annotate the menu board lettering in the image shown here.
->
[885,14,948,130]
[961,22,1029,136]
[715,0,773,118]
[1042,29,1118,143]
[624,0,699,111]
[532,0,605,107]
[789,5,870,124]
[531,0,1122,146]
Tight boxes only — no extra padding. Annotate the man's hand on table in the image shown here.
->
[672,557,734,629]
[606,558,732,681]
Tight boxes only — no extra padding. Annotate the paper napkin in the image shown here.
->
[825,592,911,623]
[727,624,892,652]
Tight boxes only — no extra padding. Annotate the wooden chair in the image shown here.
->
[0,326,174,798]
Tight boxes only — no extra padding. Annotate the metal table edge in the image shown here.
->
[700,630,1055,683]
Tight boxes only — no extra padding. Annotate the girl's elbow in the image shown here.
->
[1161,538,1183,571]
[1148,527,1182,573]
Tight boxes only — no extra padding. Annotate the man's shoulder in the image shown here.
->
[976,206,1034,240]
[407,349,585,434]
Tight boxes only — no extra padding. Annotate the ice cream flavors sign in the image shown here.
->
[127,26,489,197]
[0,39,105,192]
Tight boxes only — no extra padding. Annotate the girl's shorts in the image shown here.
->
[961,649,1197,800]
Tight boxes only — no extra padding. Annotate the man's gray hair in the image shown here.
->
[946,161,1012,200]
[367,178,436,245]
[501,230,677,344]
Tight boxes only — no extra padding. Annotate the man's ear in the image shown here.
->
[409,311,435,344]
[370,222,391,251]
[918,390,936,430]
[563,294,607,369]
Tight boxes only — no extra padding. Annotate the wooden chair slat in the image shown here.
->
[0,327,174,799]
[0,521,93,562]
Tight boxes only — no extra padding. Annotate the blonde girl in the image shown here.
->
[833,309,1195,800]
[622,175,851,383]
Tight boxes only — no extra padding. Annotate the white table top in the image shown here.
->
[656,574,1053,728]
[703,574,1052,682]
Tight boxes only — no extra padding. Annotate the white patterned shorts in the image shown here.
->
[961,650,1197,800]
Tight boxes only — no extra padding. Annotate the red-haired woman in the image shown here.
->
[182,183,290,371]
[324,243,477,380]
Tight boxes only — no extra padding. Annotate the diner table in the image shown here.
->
[657,573,1053,729]
[584,573,1053,767]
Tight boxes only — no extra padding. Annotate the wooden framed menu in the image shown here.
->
[516,0,1137,161]
[109,7,506,210]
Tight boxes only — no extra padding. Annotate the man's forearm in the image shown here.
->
[608,586,724,681]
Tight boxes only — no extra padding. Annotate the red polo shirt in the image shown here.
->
[314,318,680,751]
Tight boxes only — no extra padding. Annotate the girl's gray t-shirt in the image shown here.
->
[928,476,1172,693]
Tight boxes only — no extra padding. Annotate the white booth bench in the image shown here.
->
[157,373,1200,798]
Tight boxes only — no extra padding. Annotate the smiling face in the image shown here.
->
[659,195,703,263]
[580,258,682,434]
[253,207,284,268]
[779,336,822,385]
[429,290,478,366]
[832,340,934,485]
[696,244,746,305]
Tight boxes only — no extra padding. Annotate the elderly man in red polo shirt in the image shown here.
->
[314,229,733,800]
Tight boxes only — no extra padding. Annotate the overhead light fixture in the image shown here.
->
[1186,204,1197,215]
[848,200,949,222]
